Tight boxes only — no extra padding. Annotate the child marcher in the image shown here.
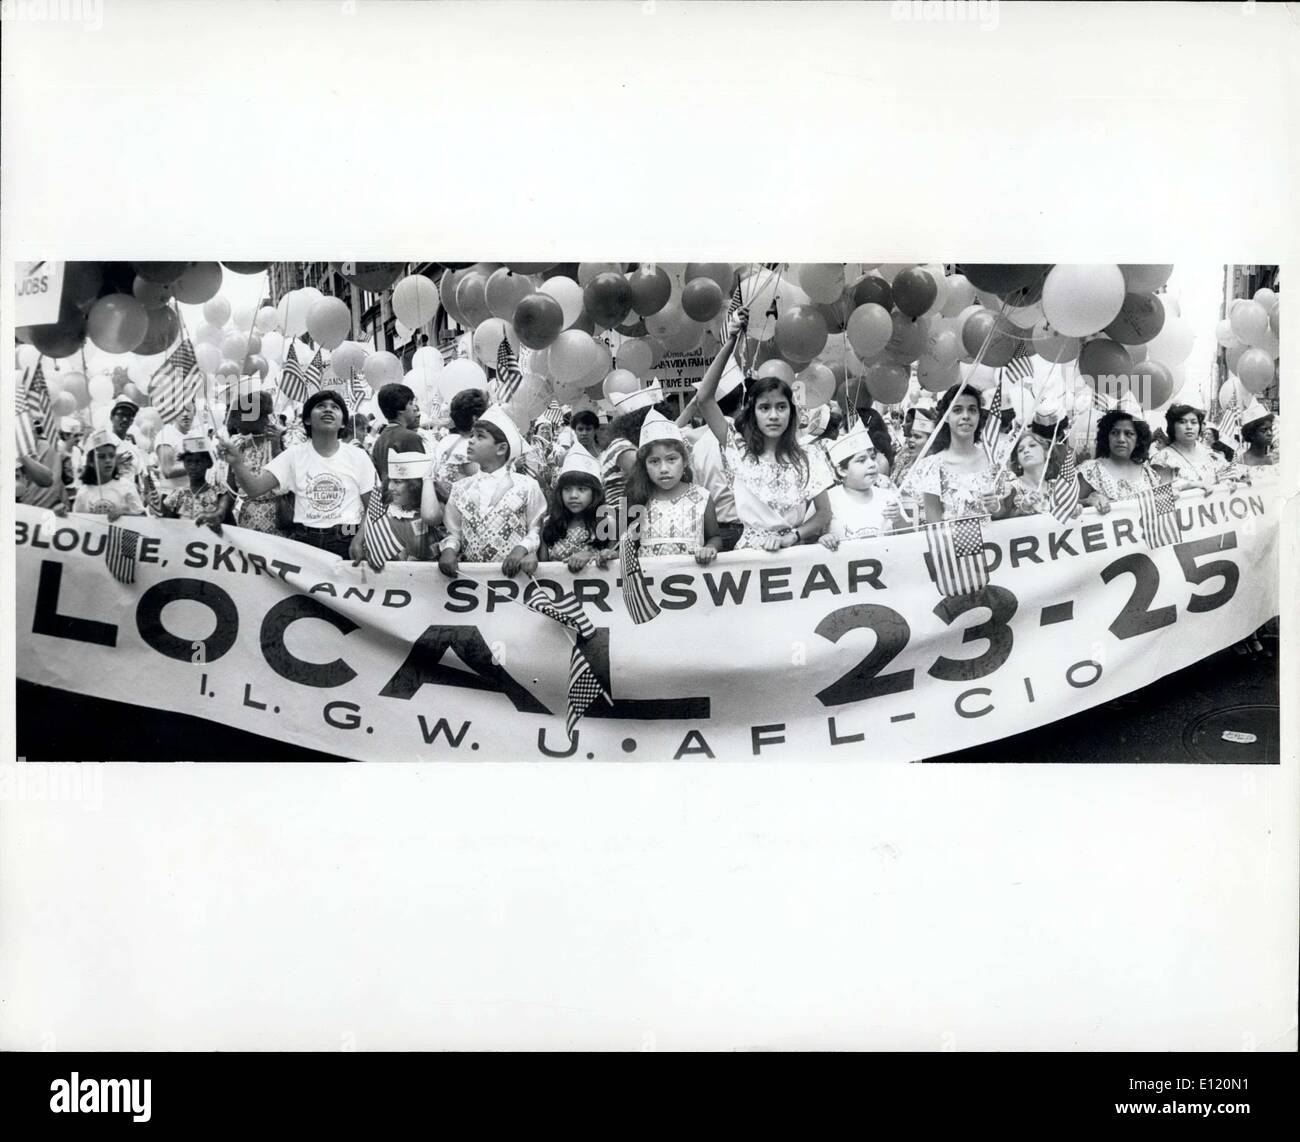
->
[382,451,438,561]
[161,435,226,530]
[625,410,721,564]
[538,448,614,572]
[819,426,904,550]
[71,429,146,520]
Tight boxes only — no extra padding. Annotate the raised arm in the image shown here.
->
[217,439,281,499]
[694,307,748,446]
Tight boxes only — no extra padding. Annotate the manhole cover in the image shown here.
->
[1183,705,1280,764]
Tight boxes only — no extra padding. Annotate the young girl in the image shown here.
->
[903,383,1004,523]
[818,426,905,550]
[625,411,721,565]
[72,429,146,520]
[538,449,613,572]
[382,452,438,561]
[695,309,833,551]
[991,429,1077,520]
[601,381,668,538]
[161,436,226,529]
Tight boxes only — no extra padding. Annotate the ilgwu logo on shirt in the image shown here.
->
[303,471,346,515]
[50,1072,151,1123]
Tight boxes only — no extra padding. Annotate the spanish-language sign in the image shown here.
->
[15,261,66,327]
[13,478,1279,762]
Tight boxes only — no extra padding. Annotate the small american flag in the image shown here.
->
[343,369,371,414]
[139,470,165,516]
[360,486,404,571]
[523,581,597,642]
[981,385,1003,464]
[1000,341,1035,385]
[150,337,204,424]
[496,336,523,404]
[105,524,140,584]
[278,343,310,404]
[14,408,40,459]
[538,401,564,428]
[619,525,661,624]
[24,359,52,434]
[303,348,325,393]
[1135,481,1181,549]
[1216,391,1241,449]
[1048,448,1081,525]
[725,277,744,325]
[924,515,989,598]
[566,643,610,738]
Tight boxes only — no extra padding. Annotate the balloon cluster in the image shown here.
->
[1215,282,1280,398]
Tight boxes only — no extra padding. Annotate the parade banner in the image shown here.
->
[14,479,1279,762]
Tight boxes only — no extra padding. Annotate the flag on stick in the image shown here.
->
[1215,391,1242,449]
[619,525,660,624]
[303,348,325,393]
[566,643,610,737]
[496,336,524,404]
[360,485,404,571]
[277,342,310,403]
[924,515,989,598]
[981,384,1004,464]
[14,409,40,460]
[1048,448,1081,525]
[105,524,140,584]
[150,337,204,424]
[523,581,598,642]
[139,470,165,516]
[1135,481,1182,549]
[24,359,52,434]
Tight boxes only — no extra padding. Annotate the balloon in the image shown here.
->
[472,318,519,364]
[1119,264,1174,293]
[438,267,469,326]
[1127,359,1175,409]
[1225,343,1246,376]
[680,277,725,323]
[222,262,271,275]
[411,346,443,378]
[244,331,262,358]
[203,296,232,327]
[1040,264,1126,337]
[539,275,584,328]
[1252,287,1277,311]
[601,369,641,402]
[247,355,270,380]
[87,374,115,404]
[56,262,103,310]
[195,342,222,374]
[849,272,893,312]
[1159,293,1180,318]
[276,291,312,338]
[171,262,223,304]
[217,358,241,378]
[892,266,938,318]
[774,305,829,363]
[305,296,351,350]
[756,359,796,386]
[436,358,487,402]
[1004,300,1044,330]
[644,300,688,342]
[578,342,613,388]
[134,305,180,355]
[926,327,962,367]
[249,306,277,335]
[51,391,78,417]
[513,292,565,350]
[577,262,622,287]
[392,274,439,329]
[482,268,533,323]
[1229,299,1270,346]
[131,276,171,309]
[325,341,364,381]
[1031,322,1080,363]
[260,330,285,364]
[622,265,669,318]
[959,264,1049,297]
[583,272,633,327]
[685,263,735,293]
[664,318,705,354]
[549,330,598,383]
[1215,318,1240,348]
[221,331,249,362]
[797,263,847,305]
[454,272,491,328]
[504,262,555,275]
[86,294,148,354]
[504,373,553,428]
[864,363,909,405]
[363,350,402,388]
[1077,338,1133,382]
[960,309,1020,366]
[939,274,975,317]
[1144,315,1194,366]
[845,302,893,359]
[917,354,960,393]
[1219,377,1250,409]
[616,338,654,379]
[886,311,933,364]
[958,361,1000,392]
[797,362,836,409]
[339,262,404,291]
[22,301,87,358]
[1236,348,1275,393]
[132,262,190,285]
[1250,325,1279,359]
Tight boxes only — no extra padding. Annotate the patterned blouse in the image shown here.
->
[1077,458,1160,503]
[640,484,711,558]
[226,435,283,534]
[545,520,603,561]
[904,452,998,519]
[1149,444,1228,485]
[164,484,224,521]
[721,425,833,549]
[442,469,546,562]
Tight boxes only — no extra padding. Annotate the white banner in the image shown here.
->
[13,479,1279,761]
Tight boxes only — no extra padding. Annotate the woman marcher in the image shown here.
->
[219,392,286,535]
[219,389,375,559]
[1149,403,1234,491]
[1077,409,1162,513]
[1238,407,1276,467]
[694,307,833,550]
[903,384,1004,524]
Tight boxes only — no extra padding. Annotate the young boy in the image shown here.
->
[819,425,904,549]
[437,405,546,578]
[162,435,226,530]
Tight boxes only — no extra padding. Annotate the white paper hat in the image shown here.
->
[638,409,683,447]
[83,428,122,452]
[477,404,525,464]
[827,426,877,468]
[908,404,938,433]
[1241,402,1271,428]
[609,381,665,414]
[560,448,601,478]
[388,450,434,480]
[181,434,214,456]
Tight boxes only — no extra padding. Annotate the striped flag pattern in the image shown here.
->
[566,643,610,737]
[1135,481,1182,549]
[1000,342,1035,385]
[105,524,140,584]
[924,515,989,598]
[538,401,564,428]
[303,348,325,392]
[24,359,52,433]
[981,385,1003,464]
[14,408,41,459]
[1048,448,1081,525]
[277,343,311,403]
[139,470,165,516]
[619,526,661,624]
[341,369,371,414]
[496,336,524,404]
[523,582,597,642]
[360,485,404,571]
[150,337,204,424]
[1216,391,1242,449]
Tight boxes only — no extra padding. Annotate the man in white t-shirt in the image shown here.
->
[154,405,197,492]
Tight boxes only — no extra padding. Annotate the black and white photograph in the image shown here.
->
[1,0,1296,1104]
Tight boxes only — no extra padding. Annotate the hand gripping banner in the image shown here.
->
[13,477,1280,762]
